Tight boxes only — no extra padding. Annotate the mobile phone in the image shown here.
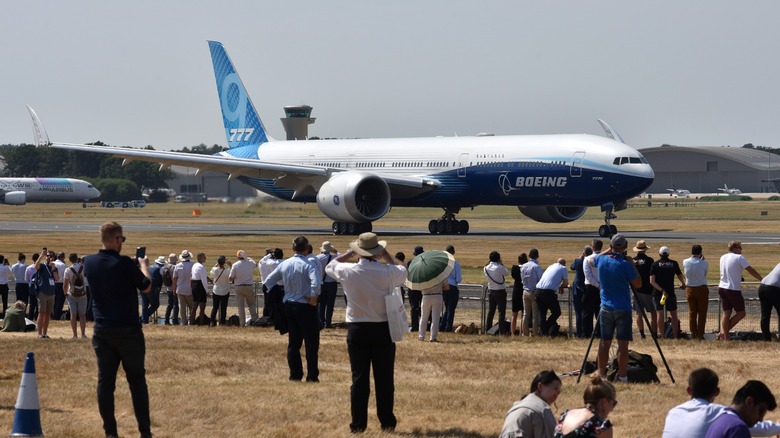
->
[136,246,146,259]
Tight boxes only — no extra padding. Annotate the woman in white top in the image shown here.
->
[0,255,12,314]
[209,256,232,326]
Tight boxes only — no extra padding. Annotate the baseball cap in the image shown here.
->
[610,234,627,250]
[659,246,670,256]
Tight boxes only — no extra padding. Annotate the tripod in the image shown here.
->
[577,289,675,383]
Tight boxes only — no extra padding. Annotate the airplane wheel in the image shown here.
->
[82,203,87,209]
[609,225,618,235]
[444,220,454,234]
[122,202,129,208]
[332,222,341,235]
[436,220,446,234]
[347,223,359,235]
[598,225,610,237]
[458,220,470,234]
[428,220,439,234]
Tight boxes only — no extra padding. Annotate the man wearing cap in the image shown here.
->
[632,240,656,339]
[593,234,641,382]
[326,232,407,433]
[140,255,165,324]
[172,250,194,325]
[718,241,762,340]
[317,241,340,329]
[407,245,424,332]
[650,246,686,339]
[264,236,321,382]
[684,245,709,340]
[230,250,259,326]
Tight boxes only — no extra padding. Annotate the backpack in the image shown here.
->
[162,265,173,287]
[29,272,42,297]
[607,350,660,383]
[70,266,85,297]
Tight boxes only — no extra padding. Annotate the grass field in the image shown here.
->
[1,200,780,437]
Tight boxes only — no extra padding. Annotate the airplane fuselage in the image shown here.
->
[0,177,100,203]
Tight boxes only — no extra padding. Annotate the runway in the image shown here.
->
[1,220,778,244]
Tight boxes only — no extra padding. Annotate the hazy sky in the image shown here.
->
[3,1,780,150]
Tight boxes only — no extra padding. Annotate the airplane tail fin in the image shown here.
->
[26,106,51,147]
[208,41,273,148]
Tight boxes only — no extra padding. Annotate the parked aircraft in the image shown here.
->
[718,184,742,195]
[666,186,691,198]
[26,41,654,236]
[0,177,100,206]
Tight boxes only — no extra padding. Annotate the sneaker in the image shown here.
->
[82,334,88,339]
[430,339,438,343]
[71,336,78,340]
[617,376,628,383]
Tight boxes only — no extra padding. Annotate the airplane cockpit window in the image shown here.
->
[613,157,621,165]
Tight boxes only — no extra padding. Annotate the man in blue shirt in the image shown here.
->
[593,234,641,382]
[264,235,321,382]
[535,258,569,336]
[441,245,462,332]
[705,380,777,438]
[84,221,152,438]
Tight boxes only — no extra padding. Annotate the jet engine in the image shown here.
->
[517,205,587,223]
[316,172,391,223]
[0,191,26,205]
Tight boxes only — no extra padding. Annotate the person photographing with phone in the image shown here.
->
[84,221,153,438]
[34,248,59,339]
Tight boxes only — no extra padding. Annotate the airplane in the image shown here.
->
[666,186,691,198]
[26,40,654,237]
[718,184,742,195]
[0,177,100,206]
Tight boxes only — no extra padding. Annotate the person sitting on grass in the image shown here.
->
[500,370,562,438]
[554,373,615,438]
[2,300,34,332]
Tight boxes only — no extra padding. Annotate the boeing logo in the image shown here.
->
[499,174,568,195]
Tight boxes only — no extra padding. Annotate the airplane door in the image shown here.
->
[457,153,469,178]
[570,151,585,177]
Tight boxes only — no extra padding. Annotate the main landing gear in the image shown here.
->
[598,210,618,238]
[332,221,372,235]
[428,208,469,235]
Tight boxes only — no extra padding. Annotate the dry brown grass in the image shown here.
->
[1,314,780,438]
[1,200,780,436]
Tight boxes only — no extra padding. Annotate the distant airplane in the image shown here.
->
[718,184,742,195]
[25,40,654,237]
[0,177,100,206]
[666,186,691,198]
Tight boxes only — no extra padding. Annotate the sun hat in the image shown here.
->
[320,241,335,253]
[633,240,650,252]
[155,256,166,265]
[350,232,387,257]
[179,250,192,261]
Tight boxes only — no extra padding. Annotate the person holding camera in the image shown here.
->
[84,221,152,438]
[34,249,59,339]
[485,251,511,333]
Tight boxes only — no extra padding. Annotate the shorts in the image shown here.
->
[718,288,745,312]
[599,308,633,341]
[511,288,524,313]
[191,281,208,303]
[38,293,55,313]
[67,295,88,317]
[633,293,655,313]
[653,289,678,311]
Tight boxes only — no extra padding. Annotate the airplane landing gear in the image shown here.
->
[598,210,618,237]
[332,221,372,235]
[428,208,469,235]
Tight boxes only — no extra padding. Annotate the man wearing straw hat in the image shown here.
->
[326,232,407,434]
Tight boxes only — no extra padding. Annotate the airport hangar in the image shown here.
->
[639,145,780,194]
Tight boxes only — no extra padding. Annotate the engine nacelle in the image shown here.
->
[316,172,391,223]
[1,191,26,205]
[517,205,587,223]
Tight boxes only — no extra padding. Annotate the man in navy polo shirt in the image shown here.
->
[593,234,641,383]
[84,221,152,438]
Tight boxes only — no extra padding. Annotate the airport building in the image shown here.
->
[280,105,316,140]
[640,145,780,194]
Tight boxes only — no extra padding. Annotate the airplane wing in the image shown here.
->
[27,106,438,198]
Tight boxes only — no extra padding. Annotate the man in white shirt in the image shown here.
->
[190,252,210,325]
[172,250,195,325]
[718,241,762,340]
[484,251,511,332]
[535,258,569,336]
[0,255,12,314]
[52,251,68,320]
[663,368,780,438]
[683,245,710,340]
[10,253,28,312]
[230,250,259,326]
[582,239,604,338]
[259,248,283,319]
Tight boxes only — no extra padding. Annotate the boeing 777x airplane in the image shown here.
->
[0,178,100,206]
[27,40,653,236]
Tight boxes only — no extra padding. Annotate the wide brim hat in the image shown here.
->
[633,240,650,252]
[154,256,166,265]
[179,250,192,261]
[320,241,335,253]
[350,232,387,257]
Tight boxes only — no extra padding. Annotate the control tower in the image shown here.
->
[280,105,316,140]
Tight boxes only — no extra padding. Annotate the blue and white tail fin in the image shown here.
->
[208,41,273,148]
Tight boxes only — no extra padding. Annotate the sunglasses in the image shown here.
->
[116,235,126,242]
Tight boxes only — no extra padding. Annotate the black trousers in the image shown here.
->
[347,322,397,432]
[53,282,65,320]
[486,289,507,329]
[15,283,29,311]
[536,288,561,336]
[0,283,8,314]
[210,293,230,325]
[318,282,338,328]
[582,285,601,338]
[262,284,270,318]
[759,284,780,341]
[284,301,320,381]
[164,289,179,324]
[92,326,151,438]
[441,285,460,332]
[408,290,422,331]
